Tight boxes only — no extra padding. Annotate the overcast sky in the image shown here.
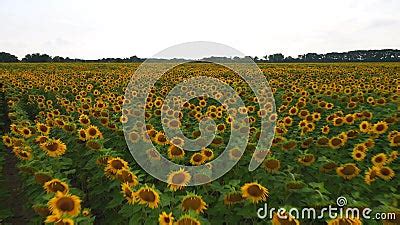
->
[0,0,399,59]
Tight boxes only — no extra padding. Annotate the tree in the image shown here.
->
[22,53,52,62]
[268,53,285,62]
[52,56,65,62]
[0,52,19,62]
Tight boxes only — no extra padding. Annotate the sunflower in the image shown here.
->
[359,121,370,133]
[79,114,90,126]
[328,137,344,149]
[19,127,32,138]
[364,138,375,148]
[333,117,344,126]
[40,139,67,157]
[33,204,51,217]
[327,217,362,225]
[316,137,329,146]
[372,121,388,134]
[301,137,314,149]
[388,150,398,163]
[263,158,281,173]
[181,193,208,213]
[147,148,161,161]
[170,136,185,148]
[297,154,315,166]
[174,214,201,225]
[48,192,81,217]
[336,163,360,180]
[338,132,348,142]
[321,125,330,134]
[107,123,118,131]
[105,157,129,177]
[320,162,337,173]
[344,114,355,124]
[346,130,358,139]
[34,172,53,185]
[159,212,174,225]
[45,215,75,225]
[229,148,242,160]
[167,145,185,160]
[85,139,102,150]
[116,169,138,187]
[154,132,168,145]
[14,147,32,161]
[364,167,379,185]
[96,155,111,167]
[201,148,214,161]
[134,185,160,209]
[281,140,297,151]
[44,179,69,194]
[223,192,245,206]
[36,123,50,135]
[288,106,299,115]
[190,153,206,166]
[82,208,91,217]
[283,116,293,126]
[272,212,300,225]
[86,125,102,139]
[2,135,13,147]
[352,149,366,161]
[253,150,269,163]
[121,183,135,204]
[62,123,76,133]
[371,153,387,167]
[382,211,400,225]
[241,182,269,203]
[389,132,400,147]
[167,168,191,191]
[377,166,395,181]
[77,129,88,141]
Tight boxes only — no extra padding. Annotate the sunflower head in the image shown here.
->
[105,157,129,178]
[167,145,185,160]
[223,192,245,206]
[116,169,138,187]
[190,153,206,166]
[372,121,388,135]
[181,193,208,213]
[44,179,69,194]
[167,168,191,192]
[241,182,269,203]
[364,167,379,185]
[40,138,67,157]
[263,158,281,173]
[48,192,81,217]
[121,183,135,204]
[372,153,387,167]
[134,185,160,209]
[327,217,362,225]
[336,163,360,180]
[297,154,315,166]
[174,214,201,225]
[34,172,53,185]
[159,211,174,225]
[33,204,51,217]
[272,212,300,225]
[377,166,395,181]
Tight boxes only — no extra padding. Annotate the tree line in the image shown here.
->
[1,49,399,63]
[0,52,144,63]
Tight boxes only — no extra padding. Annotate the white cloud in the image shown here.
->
[0,0,399,59]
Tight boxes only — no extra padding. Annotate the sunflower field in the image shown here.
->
[0,62,399,225]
